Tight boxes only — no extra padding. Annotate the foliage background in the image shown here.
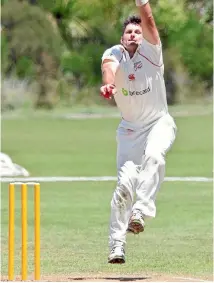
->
[1,0,213,110]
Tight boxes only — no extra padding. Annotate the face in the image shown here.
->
[121,23,143,52]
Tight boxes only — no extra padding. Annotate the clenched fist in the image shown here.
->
[100,84,117,100]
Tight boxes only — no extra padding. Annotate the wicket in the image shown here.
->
[8,182,40,281]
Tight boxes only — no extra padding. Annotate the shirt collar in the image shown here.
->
[121,44,141,60]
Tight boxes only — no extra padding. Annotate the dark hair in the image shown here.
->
[122,15,141,34]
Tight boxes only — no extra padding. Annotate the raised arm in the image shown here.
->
[136,0,160,45]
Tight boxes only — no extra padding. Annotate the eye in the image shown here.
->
[135,30,141,34]
[126,30,132,34]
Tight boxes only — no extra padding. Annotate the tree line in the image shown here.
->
[1,0,213,109]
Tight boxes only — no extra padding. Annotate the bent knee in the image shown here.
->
[118,160,136,175]
[144,154,165,167]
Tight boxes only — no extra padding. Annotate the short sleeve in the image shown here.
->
[101,45,123,64]
[139,38,163,67]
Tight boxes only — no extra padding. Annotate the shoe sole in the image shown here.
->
[108,257,125,264]
[127,220,144,234]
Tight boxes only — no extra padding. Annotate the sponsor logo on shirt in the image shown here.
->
[122,86,150,96]
[128,74,135,81]
[122,88,129,96]
[134,61,142,71]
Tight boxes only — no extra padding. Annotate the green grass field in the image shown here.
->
[1,107,213,281]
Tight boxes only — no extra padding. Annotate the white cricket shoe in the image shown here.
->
[127,209,145,234]
[108,245,125,264]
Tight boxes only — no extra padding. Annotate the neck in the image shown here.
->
[123,45,138,59]
[128,50,136,58]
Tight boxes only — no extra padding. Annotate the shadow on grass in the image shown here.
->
[70,277,150,281]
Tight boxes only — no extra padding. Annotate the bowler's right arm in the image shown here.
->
[100,47,121,99]
[100,60,118,99]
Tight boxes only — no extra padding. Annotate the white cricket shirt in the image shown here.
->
[102,38,169,129]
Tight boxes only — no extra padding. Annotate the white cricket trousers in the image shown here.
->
[109,114,177,248]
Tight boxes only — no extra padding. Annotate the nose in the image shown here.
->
[130,33,135,39]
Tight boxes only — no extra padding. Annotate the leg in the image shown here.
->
[108,160,137,263]
[131,115,177,225]
[108,127,145,263]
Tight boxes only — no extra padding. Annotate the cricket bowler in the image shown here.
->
[100,0,177,264]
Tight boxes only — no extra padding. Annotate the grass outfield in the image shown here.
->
[1,182,213,280]
[1,115,212,177]
[1,111,213,280]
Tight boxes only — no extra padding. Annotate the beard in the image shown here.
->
[127,41,138,46]
[122,40,139,53]
[121,38,142,49]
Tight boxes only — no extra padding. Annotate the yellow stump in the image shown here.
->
[9,183,15,281]
[21,184,27,281]
[8,182,41,281]
[34,184,40,280]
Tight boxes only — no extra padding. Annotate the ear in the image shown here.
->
[120,36,123,45]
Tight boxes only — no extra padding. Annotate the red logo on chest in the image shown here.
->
[128,74,135,81]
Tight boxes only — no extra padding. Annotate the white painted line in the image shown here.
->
[0,176,117,183]
[0,176,213,183]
